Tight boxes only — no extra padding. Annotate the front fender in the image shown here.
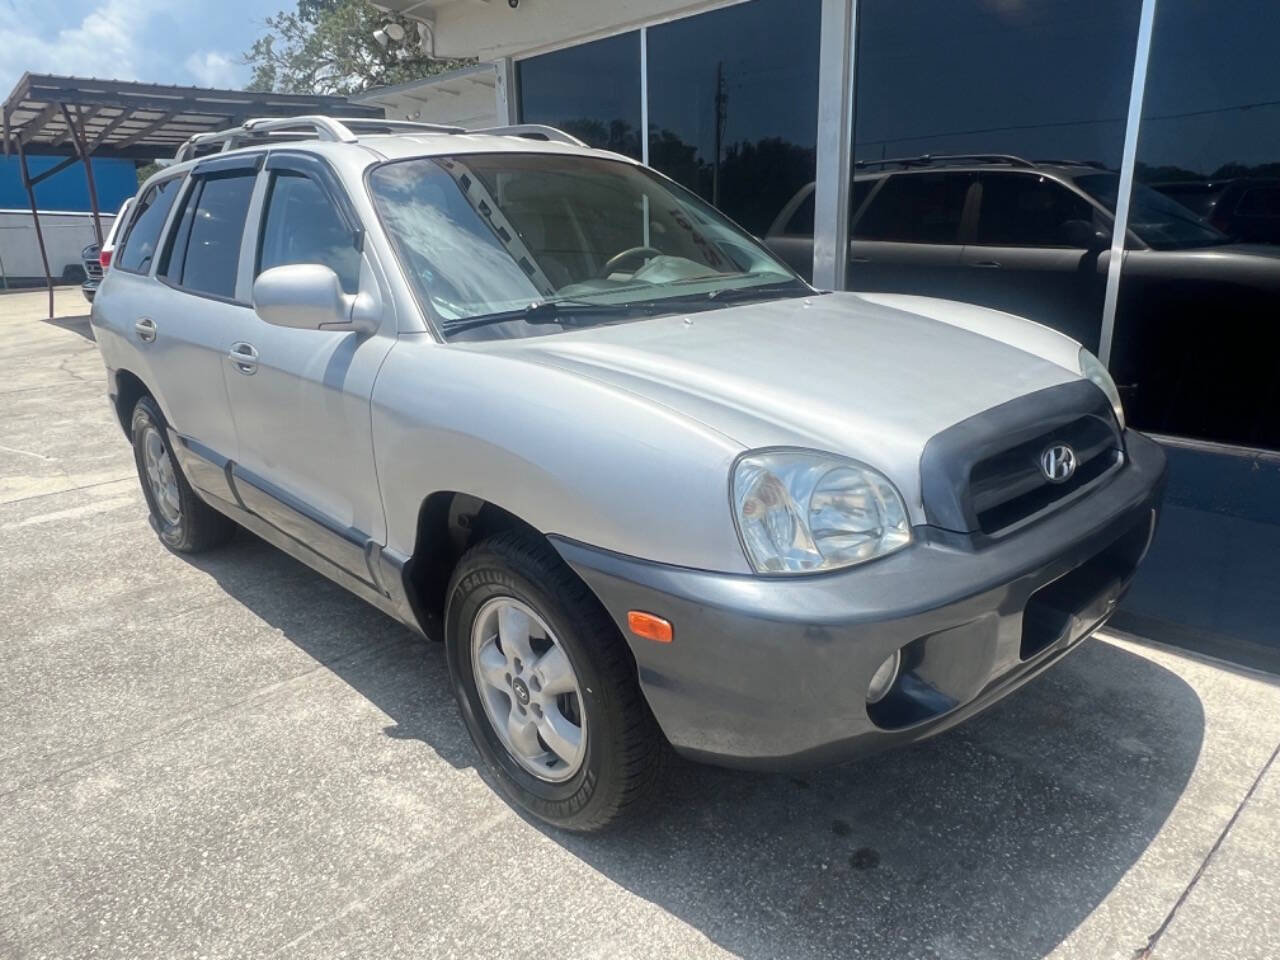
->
[372,337,752,573]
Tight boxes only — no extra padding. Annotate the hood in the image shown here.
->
[467,292,1081,514]
[1214,243,1280,259]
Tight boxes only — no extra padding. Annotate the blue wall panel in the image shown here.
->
[0,156,138,212]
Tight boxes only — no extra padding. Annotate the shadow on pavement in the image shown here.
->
[41,313,96,342]
[190,530,1205,960]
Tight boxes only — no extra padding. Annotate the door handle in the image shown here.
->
[228,341,259,375]
[970,260,1002,268]
[134,317,157,342]
[849,255,871,263]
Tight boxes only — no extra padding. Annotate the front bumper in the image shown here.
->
[552,429,1168,771]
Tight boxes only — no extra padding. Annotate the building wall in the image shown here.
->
[0,156,137,214]
[427,0,742,60]
[352,66,500,129]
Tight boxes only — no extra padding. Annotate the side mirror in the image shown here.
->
[252,263,379,335]
[1060,219,1109,251]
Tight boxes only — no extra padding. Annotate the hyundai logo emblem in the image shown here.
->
[511,677,531,705]
[1040,443,1078,483]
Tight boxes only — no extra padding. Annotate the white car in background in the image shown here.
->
[80,198,133,303]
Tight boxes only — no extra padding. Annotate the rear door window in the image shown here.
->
[161,171,257,300]
[975,173,1098,247]
[853,172,971,243]
[115,178,181,274]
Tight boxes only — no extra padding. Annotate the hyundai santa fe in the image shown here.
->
[90,117,1167,830]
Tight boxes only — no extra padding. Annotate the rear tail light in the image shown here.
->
[99,248,112,269]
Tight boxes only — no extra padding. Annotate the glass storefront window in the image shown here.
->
[646,0,820,239]
[1110,0,1280,449]
[516,32,642,159]
[844,0,1142,351]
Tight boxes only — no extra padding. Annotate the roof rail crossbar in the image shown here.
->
[175,115,359,162]
[854,153,1036,170]
[469,123,586,147]
[338,118,466,135]
[1032,158,1110,169]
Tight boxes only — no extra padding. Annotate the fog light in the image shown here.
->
[866,649,901,704]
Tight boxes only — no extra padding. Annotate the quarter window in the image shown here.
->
[785,189,815,237]
[162,171,256,300]
[258,172,361,293]
[115,178,181,274]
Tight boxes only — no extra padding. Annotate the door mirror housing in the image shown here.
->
[1060,218,1109,251]
[252,263,379,335]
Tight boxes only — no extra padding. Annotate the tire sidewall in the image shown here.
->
[446,554,620,825]
[130,396,188,550]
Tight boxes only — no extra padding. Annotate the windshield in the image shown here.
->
[368,153,807,340]
[1074,173,1232,250]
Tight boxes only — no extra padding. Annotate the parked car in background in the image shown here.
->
[92,118,1165,831]
[0,209,111,289]
[1152,178,1280,245]
[81,198,134,303]
[765,157,1280,446]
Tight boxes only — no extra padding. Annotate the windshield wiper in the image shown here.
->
[663,279,815,308]
[440,298,656,336]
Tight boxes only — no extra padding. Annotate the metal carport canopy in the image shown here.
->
[0,73,384,317]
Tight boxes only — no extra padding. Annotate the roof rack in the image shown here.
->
[1032,158,1110,170]
[174,116,583,162]
[467,124,586,147]
[854,153,1037,170]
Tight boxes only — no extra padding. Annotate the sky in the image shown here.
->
[0,0,276,98]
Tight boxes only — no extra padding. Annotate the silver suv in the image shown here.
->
[91,117,1167,831]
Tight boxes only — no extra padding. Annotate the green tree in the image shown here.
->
[244,0,470,95]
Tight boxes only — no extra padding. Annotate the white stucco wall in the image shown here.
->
[369,0,745,60]
[352,65,500,129]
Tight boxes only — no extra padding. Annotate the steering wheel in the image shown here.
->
[600,246,662,277]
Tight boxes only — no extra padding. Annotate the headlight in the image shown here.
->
[732,450,912,574]
[1078,347,1125,429]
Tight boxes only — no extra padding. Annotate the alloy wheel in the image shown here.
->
[141,425,181,526]
[470,596,587,782]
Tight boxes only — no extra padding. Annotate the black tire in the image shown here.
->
[445,531,667,832]
[130,395,235,553]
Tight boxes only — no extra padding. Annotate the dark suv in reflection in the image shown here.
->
[764,156,1280,446]
[1152,178,1280,245]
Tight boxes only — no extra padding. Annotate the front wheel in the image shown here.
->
[445,532,667,831]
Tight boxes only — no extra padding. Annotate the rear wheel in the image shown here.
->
[130,395,235,553]
[445,531,667,831]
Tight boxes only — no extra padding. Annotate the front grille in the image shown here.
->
[919,379,1124,537]
[971,416,1121,534]
[84,261,103,280]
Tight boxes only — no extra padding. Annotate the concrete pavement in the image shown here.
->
[2,287,1278,960]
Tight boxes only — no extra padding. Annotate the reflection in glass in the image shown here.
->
[646,0,820,237]
[1111,0,1280,448]
[834,0,1141,349]
[516,33,642,159]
